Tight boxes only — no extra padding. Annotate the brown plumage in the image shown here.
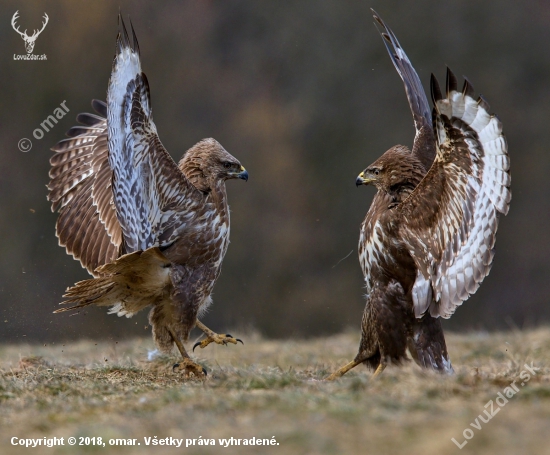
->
[327,11,510,379]
[48,100,122,274]
[48,17,248,378]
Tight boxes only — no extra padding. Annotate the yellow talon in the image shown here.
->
[172,358,207,379]
[372,363,386,378]
[325,359,363,381]
[193,333,242,351]
[326,360,386,380]
[193,320,243,352]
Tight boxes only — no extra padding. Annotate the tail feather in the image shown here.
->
[54,247,172,317]
[54,279,116,312]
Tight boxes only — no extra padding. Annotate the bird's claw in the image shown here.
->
[226,334,244,345]
[172,360,207,379]
[192,333,244,352]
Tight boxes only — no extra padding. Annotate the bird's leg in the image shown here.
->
[371,363,386,378]
[326,359,386,381]
[167,326,206,379]
[325,358,363,381]
[192,319,243,352]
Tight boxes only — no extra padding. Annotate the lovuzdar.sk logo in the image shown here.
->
[12,10,48,61]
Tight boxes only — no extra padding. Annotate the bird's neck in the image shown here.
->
[208,178,228,215]
[180,160,210,193]
[180,159,228,213]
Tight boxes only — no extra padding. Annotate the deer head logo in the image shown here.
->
[11,11,49,54]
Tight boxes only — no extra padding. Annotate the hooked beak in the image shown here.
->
[356,171,373,187]
[236,165,248,181]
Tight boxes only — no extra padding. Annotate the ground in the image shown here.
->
[1,328,549,455]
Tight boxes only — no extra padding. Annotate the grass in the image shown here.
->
[1,328,549,455]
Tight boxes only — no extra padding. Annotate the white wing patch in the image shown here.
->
[412,269,432,317]
[107,33,149,251]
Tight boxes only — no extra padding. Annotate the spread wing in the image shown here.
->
[48,100,123,276]
[373,10,436,170]
[107,18,201,253]
[399,69,511,319]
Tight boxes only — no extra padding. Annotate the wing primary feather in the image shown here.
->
[92,99,107,117]
[446,67,457,96]
[462,77,475,98]
[372,9,384,28]
[120,15,130,48]
[130,18,140,55]
[116,32,123,55]
[477,94,490,111]
[430,73,443,104]
[65,126,99,138]
[372,9,436,170]
[76,113,104,126]
[372,9,432,129]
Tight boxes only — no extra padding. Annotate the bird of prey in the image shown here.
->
[327,11,510,380]
[48,18,248,378]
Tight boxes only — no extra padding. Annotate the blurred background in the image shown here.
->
[0,0,548,344]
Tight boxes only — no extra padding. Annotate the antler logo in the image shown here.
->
[11,11,49,54]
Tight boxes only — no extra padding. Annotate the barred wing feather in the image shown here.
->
[48,100,122,276]
[107,20,201,254]
[402,69,511,319]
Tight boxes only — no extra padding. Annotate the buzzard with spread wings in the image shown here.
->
[328,12,510,379]
[48,18,248,378]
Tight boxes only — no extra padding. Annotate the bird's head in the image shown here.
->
[180,138,248,192]
[356,145,425,195]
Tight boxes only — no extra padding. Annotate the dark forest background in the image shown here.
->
[1,0,549,343]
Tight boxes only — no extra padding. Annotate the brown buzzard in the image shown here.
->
[48,18,248,378]
[327,11,510,379]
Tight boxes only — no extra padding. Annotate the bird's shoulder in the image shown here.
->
[161,194,230,267]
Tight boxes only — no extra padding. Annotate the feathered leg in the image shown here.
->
[407,315,454,374]
[326,283,410,380]
[148,305,206,379]
[326,292,381,380]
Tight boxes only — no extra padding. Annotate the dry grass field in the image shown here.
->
[1,328,549,455]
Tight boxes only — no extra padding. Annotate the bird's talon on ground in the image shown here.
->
[172,360,207,379]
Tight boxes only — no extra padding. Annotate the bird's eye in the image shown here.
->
[374,169,380,176]
[223,162,232,169]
